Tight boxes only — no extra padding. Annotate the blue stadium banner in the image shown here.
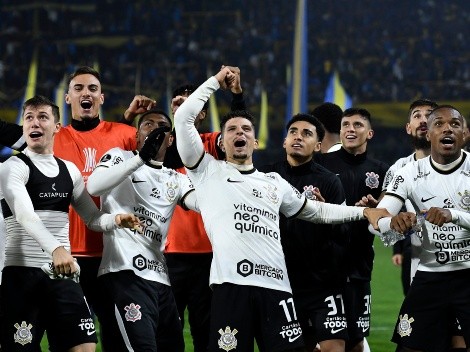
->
[285,0,308,127]
[324,71,352,110]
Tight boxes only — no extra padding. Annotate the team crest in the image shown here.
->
[264,185,279,204]
[14,321,33,345]
[458,190,470,211]
[365,172,380,189]
[397,314,414,337]
[165,182,178,202]
[218,326,238,351]
[302,185,317,200]
[124,303,142,322]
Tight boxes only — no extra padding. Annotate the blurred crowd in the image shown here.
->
[0,0,469,112]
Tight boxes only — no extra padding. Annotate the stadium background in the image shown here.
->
[1,1,469,350]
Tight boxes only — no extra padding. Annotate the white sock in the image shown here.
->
[363,337,371,352]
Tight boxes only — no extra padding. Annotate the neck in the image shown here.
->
[227,161,254,171]
[287,155,312,167]
[414,148,430,160]
[320,133,340,153]
[71,117,100,131]
[431,150,463,170]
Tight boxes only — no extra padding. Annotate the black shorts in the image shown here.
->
[0,266,97,351]
[343,280,371,342]
[294,287,348,347]
[209,283,304,352]
[98,270,184,352]
[391,269,470,352]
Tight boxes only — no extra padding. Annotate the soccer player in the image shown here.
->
[0,95,140,352]
[260,113,350,352]
[87,109,196,351]
[316,108,389,352]
[311,102,343,153]
[375,105,470,352]
[174,67,389,352]
[381,99,437,295]
[164,67,245,352]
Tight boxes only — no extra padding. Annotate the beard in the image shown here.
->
[233,153,248,160]
[410,135,430,150]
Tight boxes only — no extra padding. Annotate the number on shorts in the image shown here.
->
[324,294,345,316]
[363,294,371,314]
[279,298,298,322]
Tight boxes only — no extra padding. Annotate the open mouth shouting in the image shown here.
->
[440,135,455,149]
[234,139,247,148]
[29,131,43,140]
[80,99,93,111]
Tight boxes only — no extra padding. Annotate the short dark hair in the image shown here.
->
[343,107,372,125]
[311,102,343,134]
[428,104,463,121]
[68,66,101,87]
[408,99,438,120]
[137,109,172,128]
[220,110,255,132]
[286,113,325,142]
[172,83,209,111]
[23,95,60,123]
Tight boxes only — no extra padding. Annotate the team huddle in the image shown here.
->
[0,65,469,352]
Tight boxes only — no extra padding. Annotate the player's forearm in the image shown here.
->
[87,155,144,196]
[297,199,365,224]
[175,76,219,168]
[449,209,470,231]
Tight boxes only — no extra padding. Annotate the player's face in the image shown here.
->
[23,105,60,154]
[137,114,173,160]
[406,105,433,139]
[283,120,321,166]
[340,114,373,155]
[221,117,258,164]
[65,73,104,121]
[427,107,465,164]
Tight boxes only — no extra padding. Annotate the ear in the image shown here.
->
[405,123,412,135]
[426,131,430,141]
[254,139,259,150]
[168,133,174,147]
[314,141,321,152]
[367,129,374,140]
[65,93,71,105]
[218,134,225,152]
[282,138,287,149]
[54,122,61,134]
[100,93,104,105]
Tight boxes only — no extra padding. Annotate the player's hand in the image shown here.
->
[221,65,242,94]
[123,95,157,122]
[391,254,403,266]
[390,212,416,234]
[355,194,379,208]
[116,214,143,233]
[364,207,392,230]
[214,67,235,90]
[312,187,325,202]
[139,126,171,162]
[424,207,451,226]
[171,95,187,115]
[51,246,78,275]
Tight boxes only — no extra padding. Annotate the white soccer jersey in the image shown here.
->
[187,154,306,293]
[385,152,470,272]
[382,153,416,192]
[95,148,194,285]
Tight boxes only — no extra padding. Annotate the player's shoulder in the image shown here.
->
[99,120,136,133]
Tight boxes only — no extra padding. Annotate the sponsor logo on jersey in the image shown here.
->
[39,182,69,198]
[131,177,146,183]
[264,185,280,204]
[365,172,380,189]
[227,178,243,183]
[420,196,436,203]
[391,175,404,192]
[124,303,142,322]
[397,314,414,337]
[383,171,393,189]
[78,318,96,336]
[133,206,167,223]
[112,156,124,166]
[443,198,455,208]
[233,203,279,240]
[236,259,284,280]
[82,147,97,172]
[279,322,302,342]
[252,188,263,198]
[218,326,238,351]
[99,153,111,163]
[14,321,33,346]
[302,185,317,200]
[133,254,166,273]
[413,171,430,181]
[150,188,161,198]
[435,250,450,264]
[458,190,470,211]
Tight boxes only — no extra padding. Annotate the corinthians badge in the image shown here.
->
[14,321,33,345]
[397,314,414,337]
[218,326,238,351]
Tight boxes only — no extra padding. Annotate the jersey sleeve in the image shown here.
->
[276,174,308,218]
[384,165,411,202]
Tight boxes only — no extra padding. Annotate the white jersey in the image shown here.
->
[94,148,194,285]
[0,149,118,269]
[385,152,470,272]
[382,153,417,192]
[187,154,306,293]
[0,162,4,283]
